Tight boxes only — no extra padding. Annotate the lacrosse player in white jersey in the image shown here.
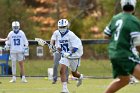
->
[57,19,83,93]
[5,21,28,83]
[50,30,69,84]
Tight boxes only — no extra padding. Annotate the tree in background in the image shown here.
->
[0,0,36,39]
[1,0,138,59]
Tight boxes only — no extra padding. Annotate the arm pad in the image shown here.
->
[133,35,140,47]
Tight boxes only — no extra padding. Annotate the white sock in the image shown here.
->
[12,76,16,80]
[79,74,83,79]
[22,76,25,79]
[12,61,16,75]
[62,82,67,89]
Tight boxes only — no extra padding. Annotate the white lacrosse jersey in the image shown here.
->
[6,30,28,53]
[51,30,60,48]
[57,30,83,58]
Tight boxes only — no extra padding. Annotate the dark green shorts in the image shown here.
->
[111,56,139,78]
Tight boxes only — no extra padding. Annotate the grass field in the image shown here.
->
[6,59,113,77]
[0,59,140,93]
[0,77,140,93]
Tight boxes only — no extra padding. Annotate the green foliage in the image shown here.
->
[70,19,84,38]
[83,44,108,60]
[0,0,37,39]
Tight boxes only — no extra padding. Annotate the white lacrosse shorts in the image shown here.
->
[10,53,25,62]
[59,57,80,72]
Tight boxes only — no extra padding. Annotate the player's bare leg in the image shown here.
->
[60,64,69,93]
[104,64,140,93]
[133,64,140,80]
[72,71,80,78]
[104,76,130,93]
[72,71,83,87]
[19,61,27,83]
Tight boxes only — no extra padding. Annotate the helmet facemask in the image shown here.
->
[12,26,20,31]
[58,26,68,34]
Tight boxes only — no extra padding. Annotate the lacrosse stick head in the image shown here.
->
[35,38,58,53]
[35,38,46,46]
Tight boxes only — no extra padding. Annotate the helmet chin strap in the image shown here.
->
[59,28,68,34]
[59,29,66,34]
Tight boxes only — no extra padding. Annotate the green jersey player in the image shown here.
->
[104,10,140,59]
[104,0,140,93]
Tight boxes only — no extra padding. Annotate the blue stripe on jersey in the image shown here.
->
[14,30,19,34]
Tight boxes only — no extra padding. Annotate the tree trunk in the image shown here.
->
[114,0,121,14]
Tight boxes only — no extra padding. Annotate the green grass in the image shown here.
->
[7,59,112,77]
[1,59,140,93]
[0,77,140,93]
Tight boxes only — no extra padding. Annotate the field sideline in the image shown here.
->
[0,77,140,93]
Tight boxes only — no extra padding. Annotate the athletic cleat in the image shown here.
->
[52,81,56,84]
[61,88,69,93]
[77,74,83,87]
[9,79,16,83]
[21,78,28,83]
[134,79,139,83]
[129,76,139,84]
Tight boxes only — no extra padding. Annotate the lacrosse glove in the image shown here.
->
[63,51,72,58]
[24,46,29,56]
[49,45,57,52]
[4,41,10,51]
[4,45,10,51]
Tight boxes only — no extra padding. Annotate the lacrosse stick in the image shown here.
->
[35,38,57,52]
[35,38,80,59]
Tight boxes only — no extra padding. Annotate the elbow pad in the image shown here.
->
[133,35,140,47]
[72,47,78,53]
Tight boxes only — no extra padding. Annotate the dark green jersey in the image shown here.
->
[104,12,140,59]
